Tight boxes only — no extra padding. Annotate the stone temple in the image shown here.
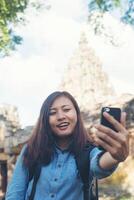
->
[60,32,115,110]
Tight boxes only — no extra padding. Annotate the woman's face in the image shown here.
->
[49,96,77,139]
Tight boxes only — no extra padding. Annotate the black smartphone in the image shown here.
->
[99,107,121,151]
[100,107,121,131]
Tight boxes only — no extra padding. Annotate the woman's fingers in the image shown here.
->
[120,112,126,127]
[94,111,129,162]
[102,112,126,133]
[94,129,129,161]
[95,130,121,149]
[94,123,129,149]
[94,123,127,143]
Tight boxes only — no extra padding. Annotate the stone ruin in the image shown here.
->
[60,32,115,109]
[0,105,33,196]
[0,104,32,155]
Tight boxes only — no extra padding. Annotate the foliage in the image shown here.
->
[89,0,134,26]
[0,0,51,57]
[122,0,134,25]
[89,0,121,12]
[119,197,134,200]
[99,157,134,200]
[103,163,127,185]
[88,0,134,46]
[0,0,29,56]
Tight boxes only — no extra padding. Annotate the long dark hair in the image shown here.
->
[23,91,90,168]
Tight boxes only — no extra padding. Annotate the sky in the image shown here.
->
[0,0,134,128]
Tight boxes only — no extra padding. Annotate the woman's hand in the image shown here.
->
[94,112,129,162]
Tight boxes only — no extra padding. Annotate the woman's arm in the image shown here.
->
[5,145,29,200]
[90,147,118,179]
[94,111,129,170]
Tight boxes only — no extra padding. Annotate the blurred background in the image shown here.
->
[0,0,134,199]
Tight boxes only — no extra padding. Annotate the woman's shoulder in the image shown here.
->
[16,144,28,163]
[20,144,28,155]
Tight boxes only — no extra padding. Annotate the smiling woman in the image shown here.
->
[5,91,129,200]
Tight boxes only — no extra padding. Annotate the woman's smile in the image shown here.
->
[56,122,70,130]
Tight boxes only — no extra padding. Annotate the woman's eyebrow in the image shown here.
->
[62,105,71,108]
[50,104,71,110]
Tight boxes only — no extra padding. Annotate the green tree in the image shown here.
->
[0,0,29,57]
[0,0,51,57]
[89,0,134,26]
[88,0,134,46]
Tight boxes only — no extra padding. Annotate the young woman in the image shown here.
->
[5,91,129,200]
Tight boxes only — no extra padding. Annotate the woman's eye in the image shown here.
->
[49,111,56,115]
[64,108,71,112]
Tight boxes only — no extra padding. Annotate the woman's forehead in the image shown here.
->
[51,96,74,108]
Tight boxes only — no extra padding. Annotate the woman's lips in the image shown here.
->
[56,122,70,130]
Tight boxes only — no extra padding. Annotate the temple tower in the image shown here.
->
[60,32,114,109]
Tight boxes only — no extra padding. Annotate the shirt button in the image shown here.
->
[54,178,58,181]
[50,194,55,198]
[58,164,61,168]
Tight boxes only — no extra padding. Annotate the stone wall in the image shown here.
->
[0,104,33,155]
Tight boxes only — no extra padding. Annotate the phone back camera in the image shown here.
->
[104,107,110,112]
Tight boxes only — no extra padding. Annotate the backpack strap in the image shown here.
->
[90,178,98,200]
[28,163,41,200]
[75,144,98,200]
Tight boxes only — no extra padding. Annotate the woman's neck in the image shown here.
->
[55,137,73,150]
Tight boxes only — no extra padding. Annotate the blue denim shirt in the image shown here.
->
[5,146,117,200]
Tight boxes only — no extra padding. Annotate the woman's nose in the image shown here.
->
[57,111,65,121]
